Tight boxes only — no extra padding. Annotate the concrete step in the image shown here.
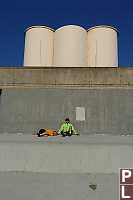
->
[0,135,132,173]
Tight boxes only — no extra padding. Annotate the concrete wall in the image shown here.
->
[0,88,133,135]
[0,67,133,135]
[0,67,133,89]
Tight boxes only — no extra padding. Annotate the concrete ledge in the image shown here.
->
[0,135,132,173]
[0,67,133,89]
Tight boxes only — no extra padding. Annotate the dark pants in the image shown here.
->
[61,131,73,137]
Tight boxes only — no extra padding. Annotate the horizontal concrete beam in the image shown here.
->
[0,67,133,89]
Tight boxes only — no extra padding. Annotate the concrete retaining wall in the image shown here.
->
[0,67,133,135]
[0,67,133,89]
[0,88,133,135]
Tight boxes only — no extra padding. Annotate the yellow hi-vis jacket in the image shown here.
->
[58,123,77,135]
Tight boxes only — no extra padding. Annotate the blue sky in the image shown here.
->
[0,0,132,67]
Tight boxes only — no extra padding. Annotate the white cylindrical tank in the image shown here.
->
[87,26,118,67]
[24,26,54,67]
[53,25,87,67]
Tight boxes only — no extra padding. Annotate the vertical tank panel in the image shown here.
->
[24,26,54,67]
[54,25,87,67]
[87,26,118,67]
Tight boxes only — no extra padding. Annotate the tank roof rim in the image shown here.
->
[87,25,119,34]
[55,25,86,32]
[24,26,55,34]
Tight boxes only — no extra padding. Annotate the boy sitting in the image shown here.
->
[58,118,79,137]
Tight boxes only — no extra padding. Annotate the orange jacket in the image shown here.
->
[45,129,57,136]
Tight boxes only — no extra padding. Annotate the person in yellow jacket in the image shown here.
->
[58,118,79,137]
[37,129,57,137]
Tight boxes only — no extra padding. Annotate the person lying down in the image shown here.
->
[37,129,57,137]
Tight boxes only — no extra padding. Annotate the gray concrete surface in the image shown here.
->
[0,135,124,200]
[0,172,118,200]
[0,135,132,173]
[0,67,132,89]
[0,67,131,199]
[1,88,133,135]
